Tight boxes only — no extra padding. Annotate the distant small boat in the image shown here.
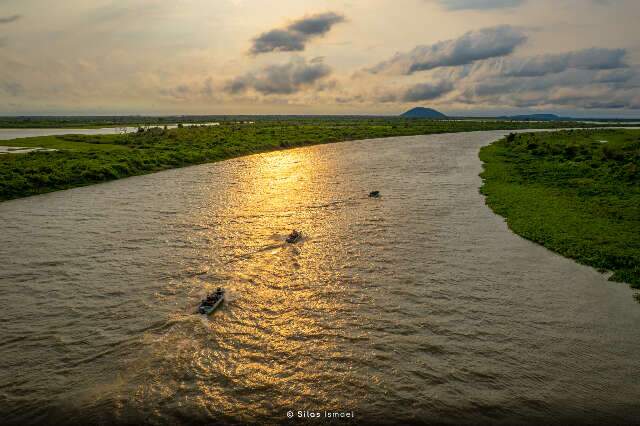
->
[286,230,302,244]
[198,288,225,315]
[369,191,380,198]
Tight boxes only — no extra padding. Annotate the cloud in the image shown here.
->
[402,80,454,102]
[593,68,635,84]
[159,77,215,100]
[489,48,627,77]
[436,0,525,10]
[1,81,24,96]
[0,15,21,24]
[453,49,640,110]
[225,57,331,95]
[250,12,345,55]
[370,25,527,74]
[506,85,639,110]
[433,0,607,12]
[360,41,638,111]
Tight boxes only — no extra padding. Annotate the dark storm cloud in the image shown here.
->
[436,0,525,10]
[226,57,331,95]
[250,12,345,55]
[0,14,21,24]
[370,25,527,75]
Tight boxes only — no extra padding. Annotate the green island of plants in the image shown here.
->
[480,129,640,289]
[0,118,627,203]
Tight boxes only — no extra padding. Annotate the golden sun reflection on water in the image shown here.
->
[179,147,359,419]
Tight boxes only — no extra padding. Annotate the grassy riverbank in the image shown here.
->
[0,118,624,202]
[480,129,640,289]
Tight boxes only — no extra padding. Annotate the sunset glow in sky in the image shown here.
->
[1,0,639,116]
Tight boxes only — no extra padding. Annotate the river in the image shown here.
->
[0,131,638,425]
[0,124,221,141]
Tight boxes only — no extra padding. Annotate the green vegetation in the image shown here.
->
[480,129,640,289]
[1,115,638,129]
[0,118,626,202]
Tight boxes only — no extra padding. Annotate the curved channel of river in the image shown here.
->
[0,131,638,425]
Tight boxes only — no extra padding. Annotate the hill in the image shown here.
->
[401,107,448,119]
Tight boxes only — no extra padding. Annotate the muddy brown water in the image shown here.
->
[1,131,639,425]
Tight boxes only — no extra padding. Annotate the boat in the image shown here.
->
[198,288,225,315]
[369,191,380,198]
[286,230,302,244]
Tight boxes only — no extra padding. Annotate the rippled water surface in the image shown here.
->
[1,131,639,425]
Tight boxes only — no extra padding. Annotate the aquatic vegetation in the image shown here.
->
[0,118,625,202]
[480,129,640,289]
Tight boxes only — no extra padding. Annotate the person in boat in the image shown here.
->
[287,230,300,243]
[206,289,222,302]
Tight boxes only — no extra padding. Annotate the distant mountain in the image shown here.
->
[499,113,570,121]
[401,107,448,119]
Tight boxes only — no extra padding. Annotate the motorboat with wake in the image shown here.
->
[198,287,225,315]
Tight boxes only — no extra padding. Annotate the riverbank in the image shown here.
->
[480,129,640,290]
[0,119,628,202]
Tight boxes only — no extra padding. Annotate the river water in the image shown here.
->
[0,131,638,425]
[0,124,221,141]
[0,128,137,140]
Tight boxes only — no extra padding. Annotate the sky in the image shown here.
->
[1,0,639,117]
